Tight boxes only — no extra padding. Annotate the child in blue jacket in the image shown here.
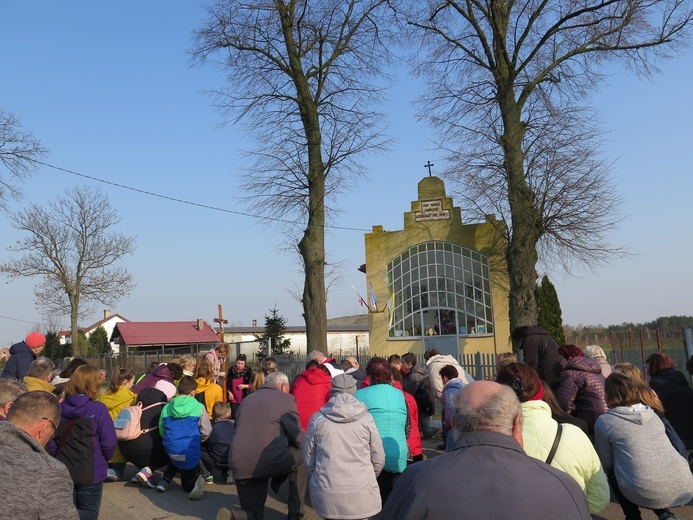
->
[158,376,212,500]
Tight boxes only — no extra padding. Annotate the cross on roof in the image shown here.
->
[424,160,434,177]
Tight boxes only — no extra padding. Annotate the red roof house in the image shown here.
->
[111,320,220,350]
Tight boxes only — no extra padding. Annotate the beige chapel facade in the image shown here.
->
[364,176,510,357]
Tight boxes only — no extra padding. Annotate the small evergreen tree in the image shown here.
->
[88,325,110,354]
[42,330,61,360]
[536,275,566,345]
[256,306,292,359]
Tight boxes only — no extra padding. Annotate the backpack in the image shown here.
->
[114,401,164,441]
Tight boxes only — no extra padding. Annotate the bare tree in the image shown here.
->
[398,0,692,330]
[0,186,136,355]
[192,0,393,352]
[0,109,47,211]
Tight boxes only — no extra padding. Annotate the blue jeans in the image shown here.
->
[73,482,103,520]
[419,412,441,438]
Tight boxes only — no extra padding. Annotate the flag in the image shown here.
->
[369,283,377,311]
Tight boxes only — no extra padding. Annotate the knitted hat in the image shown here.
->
[331,374,357,397]
[25,331,46,349]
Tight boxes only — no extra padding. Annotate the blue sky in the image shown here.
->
[1,2,691,346]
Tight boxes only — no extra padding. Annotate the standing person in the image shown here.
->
[194,356,224,419]
[0,379,26,420]
[584,345,613,377]
[97,367,136,481]
[227,354,252,418]
[382,381,591,520]
[511,326,563,390]
[647,352,693,450]
[303,374,385,520]
[424,348,474,403]
[401,352,439,439]
[157,376,212,499]
[218,372,307,520]
[595,373,693,520]
[1,391,79,520]
[1,331,46,381]
[557,344,608,436]
[355,357,408,505]
[496,362,609,515]
[205,342,230,386]
[50,365,117,520]
[290,361,332,431]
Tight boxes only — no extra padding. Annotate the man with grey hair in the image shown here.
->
[218,371,307,520]
[308,350,344,377]
[23,357,56,393]
[0,391,79,519]
[0,379,27,420]
[382,381,591,519]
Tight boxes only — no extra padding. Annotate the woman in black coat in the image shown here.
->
[648,352,693,449]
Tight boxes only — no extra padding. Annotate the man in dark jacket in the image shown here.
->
[218,372,307,520]
[512,326,563,390]
[1,391,79,520]
[402,352,439,438]
[1,331,46,381]
[381,381,591,520]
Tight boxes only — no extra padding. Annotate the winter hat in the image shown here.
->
[25,331,46,349]
[331,374,357,397]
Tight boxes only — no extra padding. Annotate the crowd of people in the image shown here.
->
[2,328,693,520]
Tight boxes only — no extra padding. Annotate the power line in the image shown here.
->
[31,159,370,232]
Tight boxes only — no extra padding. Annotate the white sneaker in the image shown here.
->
[189,475,205,500]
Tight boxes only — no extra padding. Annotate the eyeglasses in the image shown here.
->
[42,417,57,438]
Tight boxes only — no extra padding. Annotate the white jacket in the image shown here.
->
[303,393,385,519]
[521,400,610,514]
[426,354,474,402]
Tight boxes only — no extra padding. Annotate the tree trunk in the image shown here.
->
[70,293,81,356]
[498,85,541,332]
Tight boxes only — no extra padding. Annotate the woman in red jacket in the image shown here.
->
[290,361,332,431]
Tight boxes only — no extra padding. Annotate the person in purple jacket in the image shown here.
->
[50,365,117,520]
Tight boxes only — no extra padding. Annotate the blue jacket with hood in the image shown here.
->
[159,395,212,470]
[1,341,37,381]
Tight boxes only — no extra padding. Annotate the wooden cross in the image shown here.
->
[424,160,434,177]
[214,304,228,340]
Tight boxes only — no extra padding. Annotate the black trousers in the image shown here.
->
[607,469,671,520]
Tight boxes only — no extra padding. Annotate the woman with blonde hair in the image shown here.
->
[50,365,117,520]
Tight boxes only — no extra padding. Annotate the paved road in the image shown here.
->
[101,440,693,520]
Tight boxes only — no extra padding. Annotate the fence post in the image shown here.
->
[474,352,482,381]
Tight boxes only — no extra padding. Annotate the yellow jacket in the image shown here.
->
[195,378,224,419]
[23,376,55,394]
[97,386,136,420]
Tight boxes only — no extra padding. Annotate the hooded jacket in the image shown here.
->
[23,376,55,394]
[159,394,212,470]
[557,356,607,431]
[649,367,693,449]
[230,382,303,480]
[355,383,408,473]
[595,404,693,509]
[51,394,117,485]
[521,400,609,514]
[519,326,563,390]
[290,367,332,431]
[0,421,79,520]
[1,341,37,381]
[97,386,136,420]
[303,393,385,520]
[132,364,174,395]
[426,354,474,402]
[194,377,224,419]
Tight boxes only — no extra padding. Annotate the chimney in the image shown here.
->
[197,319,204,331]
[104,309,111,319]
[252,319,257,328]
